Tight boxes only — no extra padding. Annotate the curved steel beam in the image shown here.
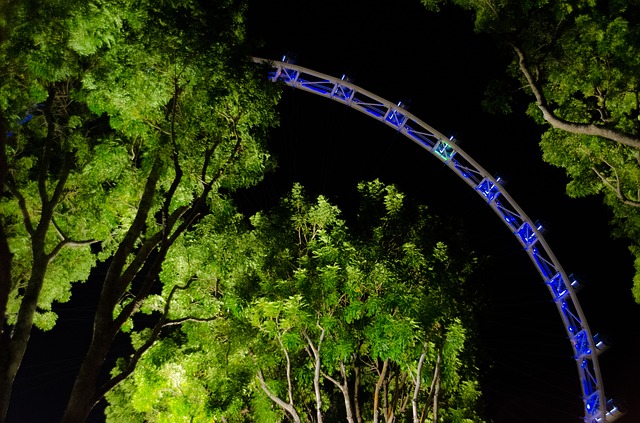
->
[252,57,622,422]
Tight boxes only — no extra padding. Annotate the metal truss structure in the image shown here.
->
[252,56,624,422]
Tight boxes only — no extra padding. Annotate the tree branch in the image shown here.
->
[47,218,98,262]
[256,369,302,423]
[373,358,389,423]
[592,164,640,207]
[38,87,57,207]
[276,330,295,407]
[162,315,218,327]
[48,152,73,209]
[6,182,34,235]
[99,159,163,311]
[303,324,325,423]
[94,279,209,401]
[321,360,355,423]
[412,341,428,423]
[514,45,640,149]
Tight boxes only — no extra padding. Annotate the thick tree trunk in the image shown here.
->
[62,162,163,422]
[60,324,115,423]
[0,239,53,421]
[0,112,10,339]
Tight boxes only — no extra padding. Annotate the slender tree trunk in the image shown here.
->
[304,327,325,423]
[256,369,302,423]
[0,91,67,421]
[0,110,12,413]
[354,365,362,423]
[432,372,440,423]
[429,352,442,423]
[413,341,428,423]
[339,362,356,423]
[322,360,355,423]
[373,358,389,423]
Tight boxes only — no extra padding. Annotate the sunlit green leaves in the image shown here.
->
[1,1,280,419]
[104,182,484,421]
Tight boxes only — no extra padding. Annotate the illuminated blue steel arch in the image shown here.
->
[252,57,624,423]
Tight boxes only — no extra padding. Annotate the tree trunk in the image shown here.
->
[60,323,116,423]
[0,111,10,339]
[413,341,428,423]
[0,241,51,421]
[256,369,302,423]
[431,353,441,423]
[373,358,389,423]
[432,374,440,423]
[354,365,362,423]
[322,360,355,423]
[305,328,324,423]
[339,362,356,423]
[62,162,163,422]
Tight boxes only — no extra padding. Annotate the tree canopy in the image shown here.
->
[105,181,486,422]
[421,0,640,302]
[0,0,279,420]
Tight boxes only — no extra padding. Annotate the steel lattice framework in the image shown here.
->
[252,57,624,422]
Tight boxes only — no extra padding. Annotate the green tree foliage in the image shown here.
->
[0,0,279,420]
[106,182,485,422]
[421,0,640,302]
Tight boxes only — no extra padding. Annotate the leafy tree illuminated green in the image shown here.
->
[105,182,485,422]
[0,0,278,421]
[421,0,640,302]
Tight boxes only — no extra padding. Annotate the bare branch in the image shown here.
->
[47,238,99,263]
[513,45,640,149]
[592,166,640,207]
[47,218,99,262]
[162,315,218,327]
[256,369,302,423]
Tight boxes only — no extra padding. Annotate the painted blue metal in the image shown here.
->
[253,57,623,423]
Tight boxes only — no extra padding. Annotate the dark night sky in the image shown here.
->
[8,1,640,422]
